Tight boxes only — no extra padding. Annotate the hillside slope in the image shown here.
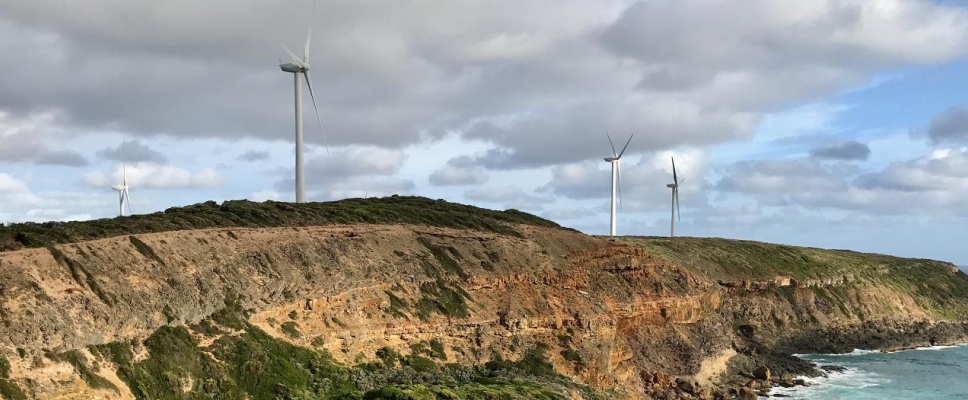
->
[0,198,966,399]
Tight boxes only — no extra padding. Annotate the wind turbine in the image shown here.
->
[604,134,633,237]
[280,26,328,203]
[110,141,132,217]
[666,157,684,237]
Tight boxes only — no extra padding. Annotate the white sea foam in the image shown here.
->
[793,348,880,358]
[910,343,968,352]
[768,366,888,399]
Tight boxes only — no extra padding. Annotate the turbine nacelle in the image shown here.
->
[666,183,676,188]
[279,63,306,73]
[111,184,127,191]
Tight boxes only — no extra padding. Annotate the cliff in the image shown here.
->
[0,197,966,399]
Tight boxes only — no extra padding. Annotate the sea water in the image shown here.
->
[770,344,968,399]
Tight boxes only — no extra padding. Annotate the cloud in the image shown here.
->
[270,146,408,200]
[539,149,707,211]
[463,185,552,211]
[857,148,968,192]
[0,110,88,166]
[83,164,223,189]
[927,105,968,143]
[312,178,415,200]
[0,173,41,205]
[296,147,404,188]
[35,150,89,166]
[0,173,105,223]
[238,150,271,162]
[249,190,281,202]
[97,140,168,163]
[718,158,848,196]
[809,141,871,160]
[428,156,489,186]
[0,0,963,169]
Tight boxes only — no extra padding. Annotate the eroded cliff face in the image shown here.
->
[0,224,966,399]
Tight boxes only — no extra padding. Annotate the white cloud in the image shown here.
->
[249,190,281,202]
[83,163,223,189]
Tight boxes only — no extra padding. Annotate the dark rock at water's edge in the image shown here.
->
[775,320,968,355]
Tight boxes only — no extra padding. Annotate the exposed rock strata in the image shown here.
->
[0,224,965,399]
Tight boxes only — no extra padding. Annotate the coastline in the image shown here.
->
[769,342,968,398]
[721,320,968,397]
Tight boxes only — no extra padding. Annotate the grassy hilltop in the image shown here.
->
[0,196,560,252]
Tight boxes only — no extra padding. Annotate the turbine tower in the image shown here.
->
[110,141,132,217]
[280,27,328,203]
[603,134,633,237]
[666,157,684,237]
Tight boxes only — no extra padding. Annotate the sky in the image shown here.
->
[1,0,968,265]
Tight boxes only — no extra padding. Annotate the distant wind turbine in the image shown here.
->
[666,157,684,237]
[110,141,132,217]
[604,134,633,237]
[280,23,328,203]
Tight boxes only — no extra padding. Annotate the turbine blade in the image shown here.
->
[304,70,330,154]
[124,190,132,216]
[675,187,681,223]
[617,161,623,211]
[606,133,617,157]
[672,157,678,184]
[122,140,127,186]
[281,44,304,66]
[304,28,311,62]
[617,135,633,158]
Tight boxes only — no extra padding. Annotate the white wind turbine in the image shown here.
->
[604,134,633,237]
[666,157,684,237]
[280,25,328,203]
[110,141,132,217]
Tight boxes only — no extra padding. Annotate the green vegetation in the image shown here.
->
[428,339,447,360]
[46,245,116,305]
[414,279,471,321]
[386,291,409,319]
[48,350,118,392]
[0,354,24,399]
[1,196,562,252]
[417,237,470,281]
[280,321,301,339]
[129,236,165,266]
[89,309,596,400]
[620,236,968,319]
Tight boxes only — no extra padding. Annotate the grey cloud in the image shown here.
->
[272,147,405,192]
[809,141,871,160]
[538,152,707,212]
[927,105,968,143]
[463,185,552,211]
[717,158,847,195]
[429,168,488,186]
[1,0,964,167]
[35,150,89,166]
[428,155,489,186]
[0,137,88,166]
[856,148,968,192]
[311,178,415,201]
[238,150,271,162]
[464,105,753,169]
[97,140,167,163]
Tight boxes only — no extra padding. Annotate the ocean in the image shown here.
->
[770,344,968,399]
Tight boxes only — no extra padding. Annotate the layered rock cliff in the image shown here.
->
[0,197,966,399]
